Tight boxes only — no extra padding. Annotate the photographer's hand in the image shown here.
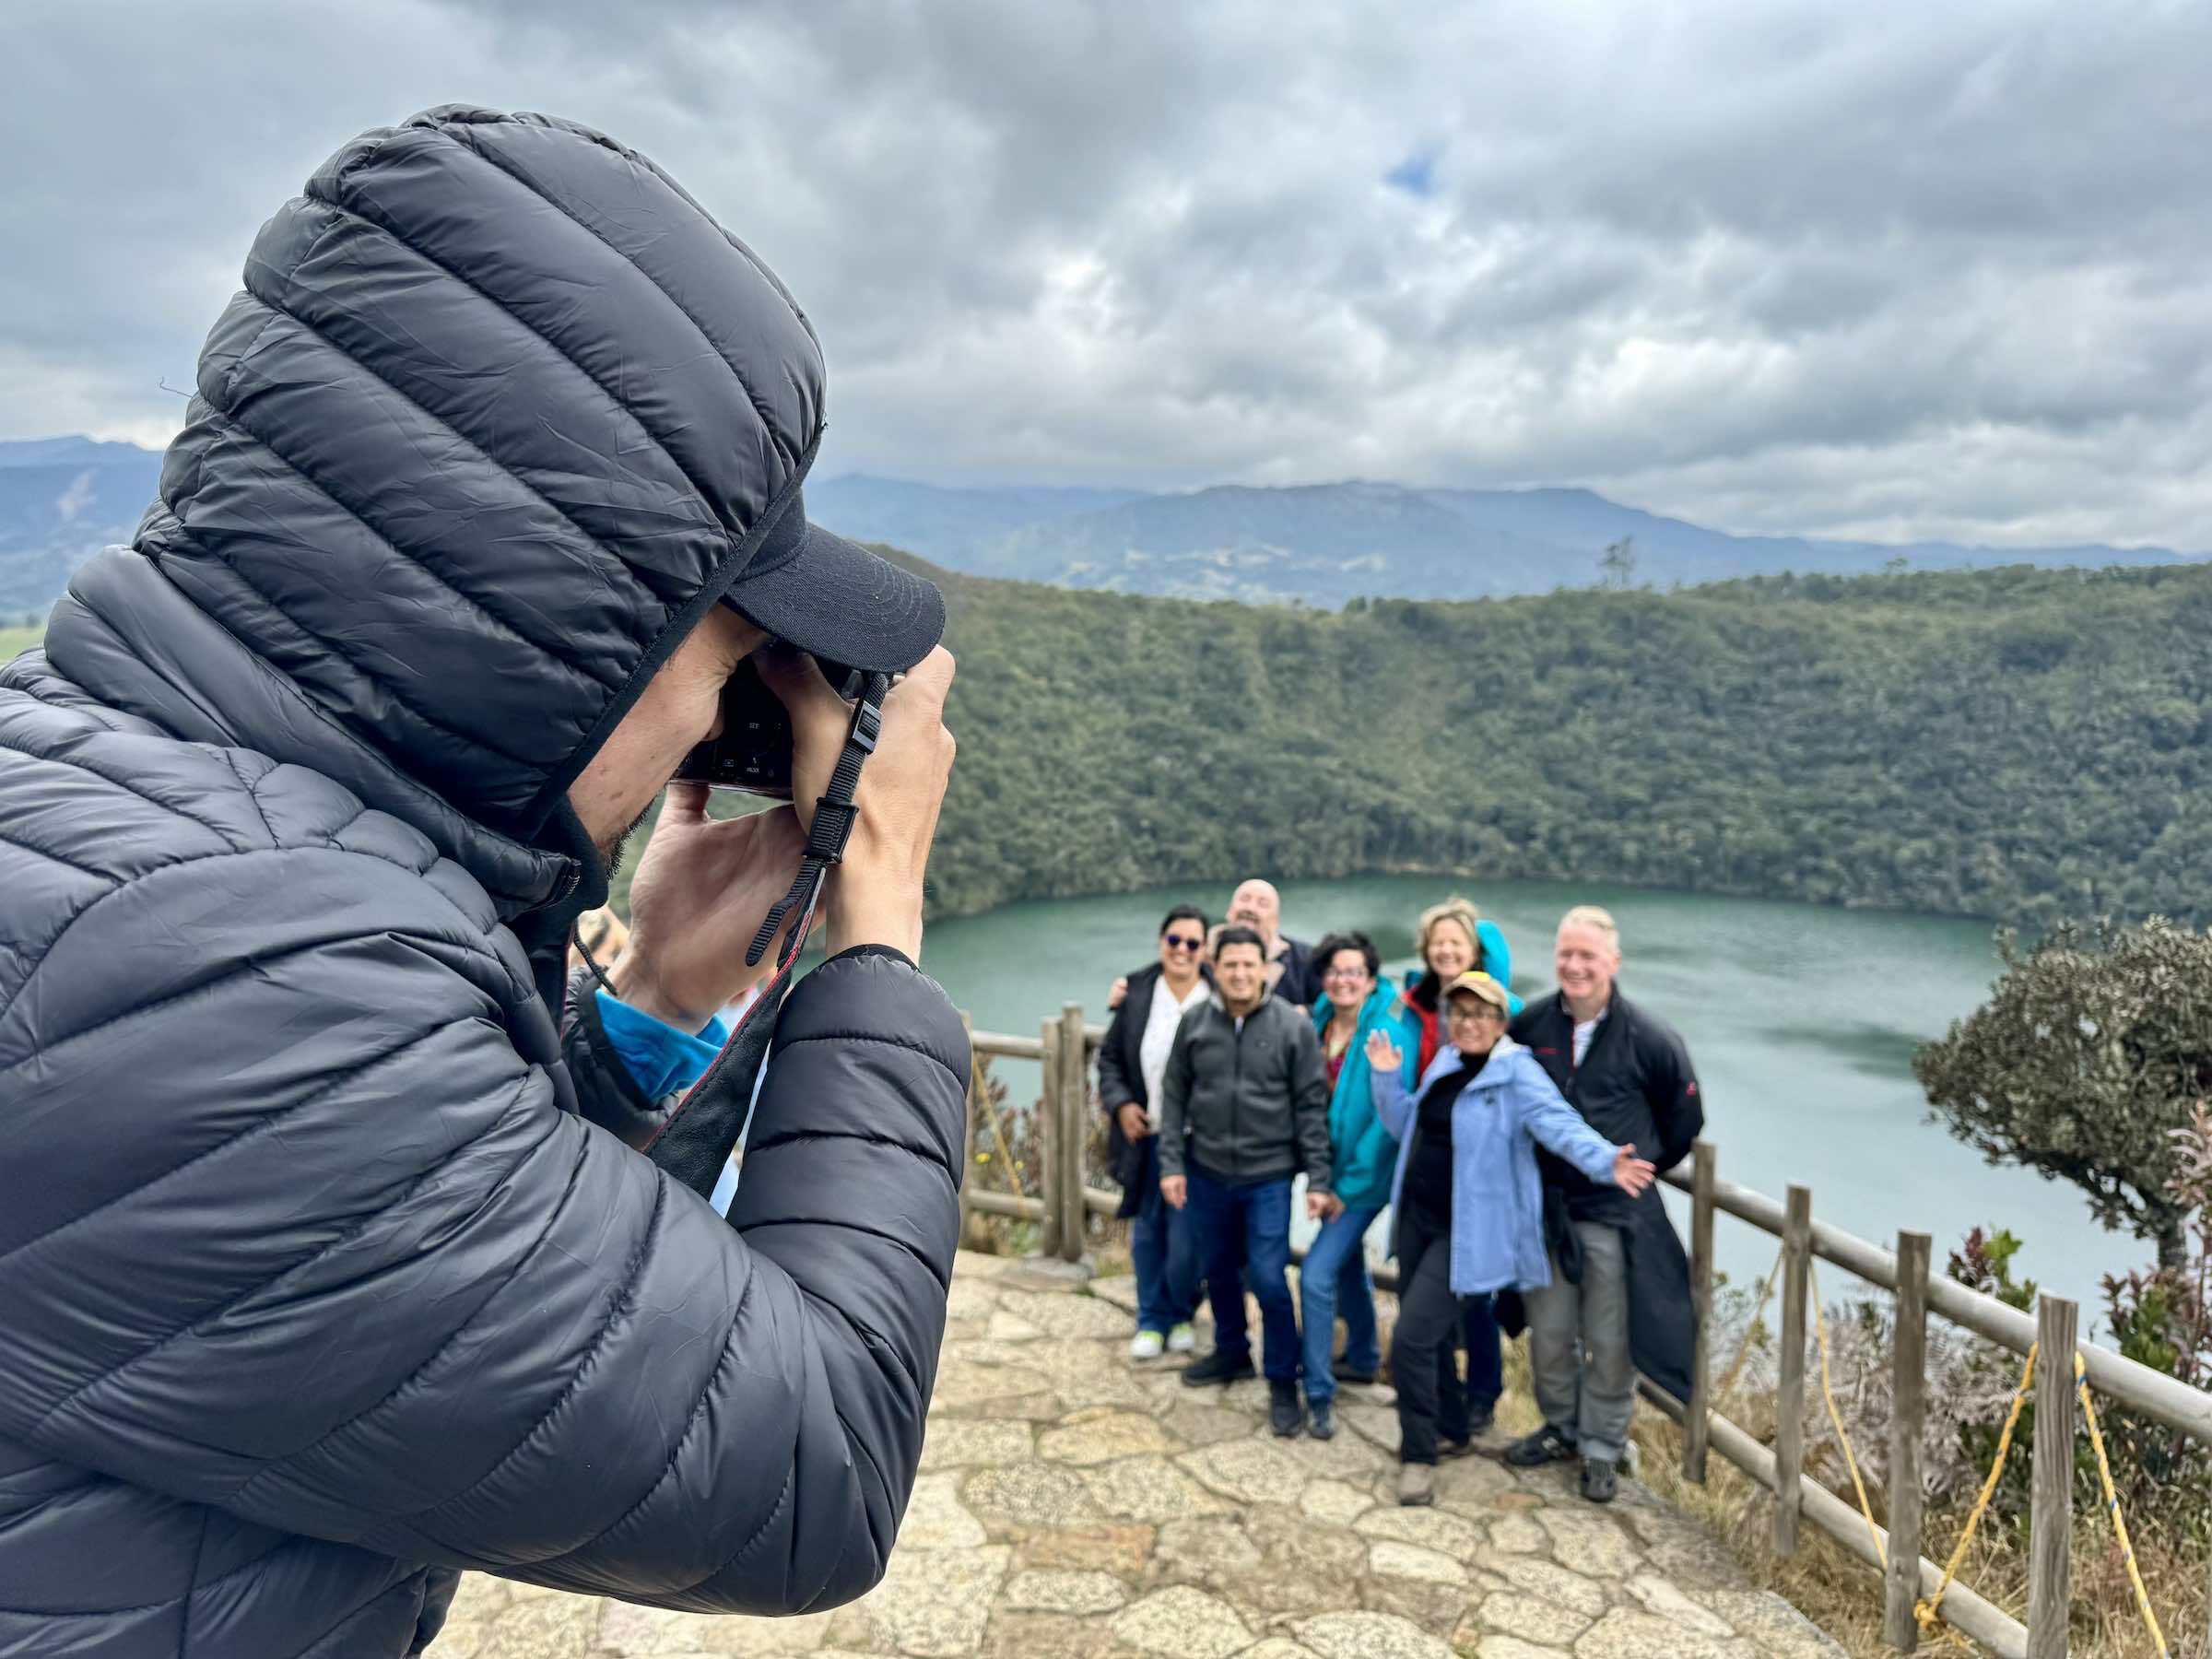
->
[613,790,806,1029]
[761,644,958,961]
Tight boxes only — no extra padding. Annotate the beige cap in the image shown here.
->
[1442,971,1512,1012]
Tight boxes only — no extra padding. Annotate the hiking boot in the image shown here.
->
[1332,1358,1378,1385]
[1182,1349,1257,1388]
[1128,1329,1165,1362]
[1269,1381,1305,1438]
[1307,1398,1336,1440]
[1166,1323,1197,1355]
[1397,1463,1436,1506]
[1503,1424,1579,1467]
[1437,1435,1477,1461]
[1580,1455,1619,1504]
[1467,1401,1497,1439]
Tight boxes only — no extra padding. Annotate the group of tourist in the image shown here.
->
[1095,880,1704,1508]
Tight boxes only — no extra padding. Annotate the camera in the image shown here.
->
[673,651,863,798]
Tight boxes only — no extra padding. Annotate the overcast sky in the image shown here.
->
[6,0,2209,547]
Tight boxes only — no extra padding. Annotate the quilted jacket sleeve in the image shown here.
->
[0,840,966,1615]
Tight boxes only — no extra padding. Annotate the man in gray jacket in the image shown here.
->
[1159,927,1335,1436]
[0,107,964,1658]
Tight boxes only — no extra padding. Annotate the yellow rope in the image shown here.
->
[1716,1242,1786,1403]
[1806,1264,1884,1558]
[2073,1351,2171,1658]
[1917,1340,2039,1638]
[1756,1268,2173,1655]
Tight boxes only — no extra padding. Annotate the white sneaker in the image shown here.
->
[1129,1329,1166,1361]
[1166,1323,1196,1355]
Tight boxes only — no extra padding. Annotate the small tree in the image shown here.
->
[1914,918,2212,1270]
[1599,535,1637,590]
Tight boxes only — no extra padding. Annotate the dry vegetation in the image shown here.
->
[1628,1277,2208,1659]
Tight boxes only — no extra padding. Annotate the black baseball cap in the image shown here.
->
[719,485,945,675]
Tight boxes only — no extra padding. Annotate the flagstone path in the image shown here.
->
[425,1250,1843,1659]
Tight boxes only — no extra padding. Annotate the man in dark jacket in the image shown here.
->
[0,107,966,1658]
[1096,904,1212,1360]
[1503,906,1704,1503]
[1157,928,1335,1436]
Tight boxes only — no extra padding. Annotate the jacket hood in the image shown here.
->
[31,106,823,906]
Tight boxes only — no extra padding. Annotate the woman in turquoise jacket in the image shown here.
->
[1366,971,1653,1503]
[1301,930,1418,1441]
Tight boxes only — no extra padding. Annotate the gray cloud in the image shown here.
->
[4,0,2207,547]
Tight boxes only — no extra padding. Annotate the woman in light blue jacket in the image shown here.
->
[1365,971,1654,1507]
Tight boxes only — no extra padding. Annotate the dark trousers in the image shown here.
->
[1185,1164,1300,1382]
[1391,1211,1470,1464]
[1130,1137,1200,1335]
[1462,1291,1501,1409]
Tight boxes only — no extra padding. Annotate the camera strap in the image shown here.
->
[568,668,898,1200]
[744,669,891,970]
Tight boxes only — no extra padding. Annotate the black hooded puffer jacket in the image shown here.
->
[0,108,965,1657]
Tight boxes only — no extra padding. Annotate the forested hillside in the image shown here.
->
[10,559,2206,929]
[911,556,2211,926]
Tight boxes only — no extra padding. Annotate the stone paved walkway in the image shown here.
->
[427,1251,1843,1659]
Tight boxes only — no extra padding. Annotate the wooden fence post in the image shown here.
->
[1885,1230,1932,1651]
[1685,1140,1716,1483]
[1036,1017,1062,1259]
[2028,1295,2077,1658]
[1057,1003,1088,1264]
[1773,1183,1813,1557]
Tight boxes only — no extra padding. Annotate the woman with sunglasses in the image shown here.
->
[1097,904,1215,1359]
[1300,931,1417,1439]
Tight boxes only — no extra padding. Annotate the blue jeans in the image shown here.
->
[1463,1290,1502,1409]
[1185,1165,1300,1382]
[1300,1205,1382,1404]
[1131,1138,1199,1335]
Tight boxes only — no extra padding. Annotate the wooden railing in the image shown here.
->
[959,1006,1116,1258]
[1655,1143,2212,1658]
[956,1006,2211,1655]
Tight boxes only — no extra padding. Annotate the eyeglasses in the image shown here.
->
[1163,934,1206,951]
[1321,967,1371,983]
[1445,1001,1504,1025]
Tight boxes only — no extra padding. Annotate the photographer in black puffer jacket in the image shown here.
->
[0,107,966,1658]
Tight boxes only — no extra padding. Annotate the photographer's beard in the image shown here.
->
[599,802,655,875]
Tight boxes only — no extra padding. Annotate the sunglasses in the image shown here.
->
[1163,934,1206,950]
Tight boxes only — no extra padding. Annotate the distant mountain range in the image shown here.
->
[0,437,162,615]
[809,475,2203,604]
[2,436,2198,617]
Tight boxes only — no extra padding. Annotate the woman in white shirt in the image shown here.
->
[1097,904,1215,1359]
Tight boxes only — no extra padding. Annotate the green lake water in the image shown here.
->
[923,874,2144,1324]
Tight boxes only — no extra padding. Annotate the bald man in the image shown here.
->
[1223,878,1319,1007]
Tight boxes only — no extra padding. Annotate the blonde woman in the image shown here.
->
[1402,897,1518,1075]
